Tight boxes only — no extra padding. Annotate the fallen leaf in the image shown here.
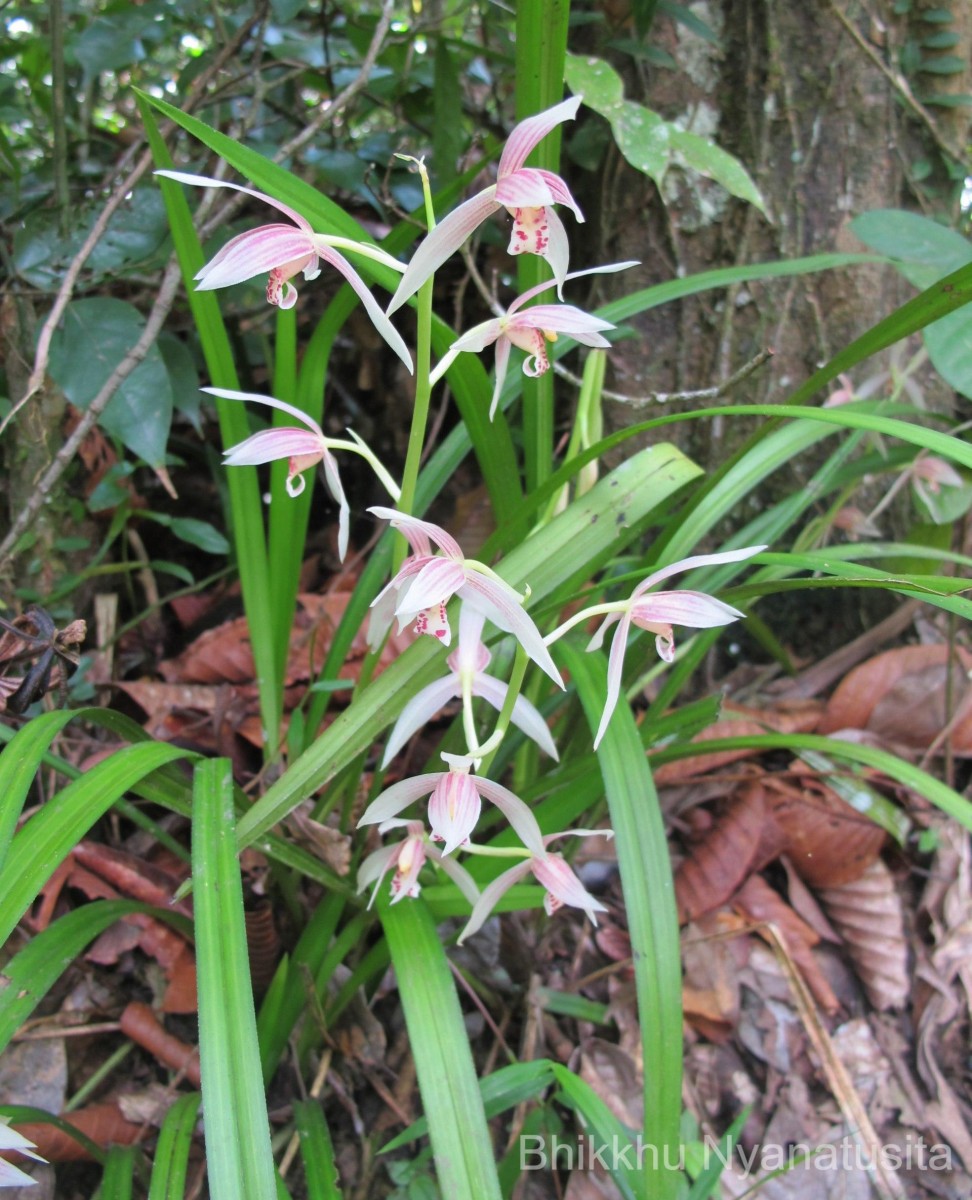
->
[818,860,909,1011]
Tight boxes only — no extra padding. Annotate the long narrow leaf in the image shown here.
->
[560,645,682,1200]
[148,1092,202,1200]
[0,741,190,947]
[0,900,191,1056]
[192,758,277,1200]
[293,1101,342,1200]
[380,897,501,1200]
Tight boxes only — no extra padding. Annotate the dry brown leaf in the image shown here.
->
[819,644,972,753]
[675,781,788,922]
[12,1103,142,1161]
[576,1039,643,1130]
[818,859,909,1011]
[734,875,840,1014]
[72,840,189,911]
[287,805,352,876]
[763,773,886,889]
[682,921,740,1039]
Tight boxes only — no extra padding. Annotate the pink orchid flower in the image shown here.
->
[357,819,480,908]
[430,263,635,418]
[457,830,610,944]
[359,753,546,858]
[367,507,564,687]
[205,387,399,561]
[387,96,584,314]
[156,170,413,371]
[381,608,558,767]
[546,546,765,748]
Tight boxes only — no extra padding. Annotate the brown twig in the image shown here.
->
[0,7,267,440]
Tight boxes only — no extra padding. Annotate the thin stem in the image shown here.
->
[462,841,530,860]
[478,645,530,777]
[544,601,627,644]
[395,161,436,571]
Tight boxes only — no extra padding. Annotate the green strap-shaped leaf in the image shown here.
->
[99,1144,136,1200]
[0,740,190,947]
[192,758,278,1200]
[380,897,501,1200]
[293,1100,342,1200]
[559,644,683,1200]
[148,1092,202,1200]
[0,899,191,1056]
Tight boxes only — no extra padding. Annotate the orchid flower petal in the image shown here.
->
[514,304,615,338]
[531,169,585,221]
[472,675,559,760]
[457,574,564,688]
[202,387,324,436]
[368,579,401,650]
[542,207,571,296]
[632,546,766,599]
[532,853,607,922]
[497,96,582,177]
[387,190,500,314]
[585,611,621,654]
[194,228,317,290]
[428,770,481,855]
[319,449,350,560]
[381,677,460,767]
[221,428,323,467]
[505,260,639,318]
[457,860,533,944]
[369,507,464,561]
[155,170,313,230]
[432,851,482,906]
[317,246,413,373]
[357,842,402,905]
[593,611,633,750]
[390,831,428,901]
[449,318,505,355]
[358,774,440,826]
[453,606,489,675]
[474,777,546,856]
[395,558,467,623]
[495,169,561,209]
[629,590,745,630]
[490,338,513,420]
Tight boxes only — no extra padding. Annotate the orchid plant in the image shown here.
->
[161,97,763,935]
[140,79,775,1200]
